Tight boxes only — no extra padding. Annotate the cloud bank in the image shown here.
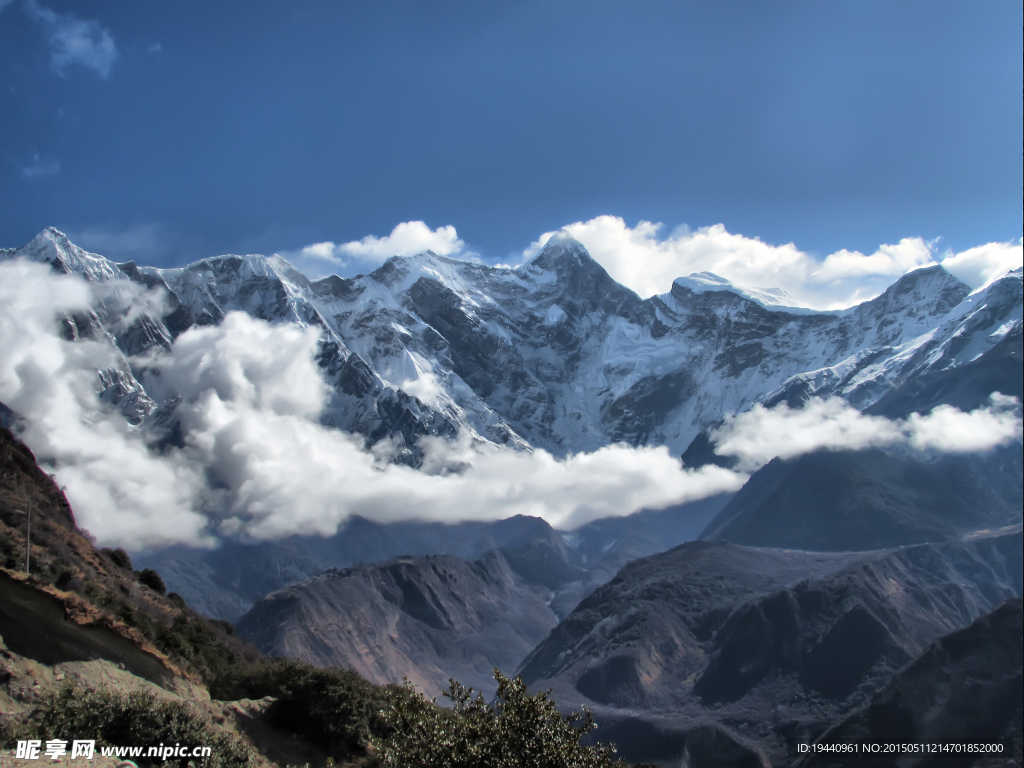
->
[710,395,1022,471]
[27,1,117,79]
[285,222,466,278]
[525,216,1023,309]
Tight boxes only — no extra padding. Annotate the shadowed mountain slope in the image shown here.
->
[235,551,560,698]
[699,448,1021,552]
[230,499,734,701]
[516,529,1022,766]
[800,598,1023,768]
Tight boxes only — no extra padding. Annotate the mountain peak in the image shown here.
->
[35,225,71,245]
[525,232,619,291]
[529,231,594,271]
[9,227,122,282]
[893,263,967,291]
[861,264,970,319]
[673,271,734,292]
[26,227,75,260]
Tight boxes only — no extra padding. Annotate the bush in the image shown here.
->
[210,658,393,760]
[102,547,133,571]
[0,530,21,570]
[138,568,166,595]
[2,683,251,768]
[374,670,623,768]
[152,614,253,684]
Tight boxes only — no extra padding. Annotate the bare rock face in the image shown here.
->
[800,598,1024,768]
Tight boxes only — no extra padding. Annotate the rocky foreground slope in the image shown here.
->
[0,425,332,766]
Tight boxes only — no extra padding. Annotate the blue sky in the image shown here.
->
[1,0,1021,274]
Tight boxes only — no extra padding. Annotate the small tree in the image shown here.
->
[375,670,622,768]
[102,547,133,570]
[138,568,166,594]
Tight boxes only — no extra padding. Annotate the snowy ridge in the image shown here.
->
[3,227,1020,460]
[672,271,818,314]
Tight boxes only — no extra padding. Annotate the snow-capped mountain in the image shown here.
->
[2,227,1021,461]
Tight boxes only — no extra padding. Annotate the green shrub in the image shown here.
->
[153,614,250,683]
[210,658,394,761]
[2,683,251,768]
[374,670,623,768]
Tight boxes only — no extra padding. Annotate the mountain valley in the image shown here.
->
[1,228,1022,766]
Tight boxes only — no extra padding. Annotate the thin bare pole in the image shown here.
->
[25,488,31,575]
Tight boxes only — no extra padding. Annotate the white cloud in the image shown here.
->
[939,241,1023,293]
[284,221,466,278]
[711,395,1022,471]
[337,221,464,261]
[192,418,745,540]
[143,313,330,419]
[711,398,903,469]
[904,394,1023,453]
[0,260,211,550]
[21,153,60,179]
[397,370,446,408]
[524,216,1022,310]
[28,1,117,79]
